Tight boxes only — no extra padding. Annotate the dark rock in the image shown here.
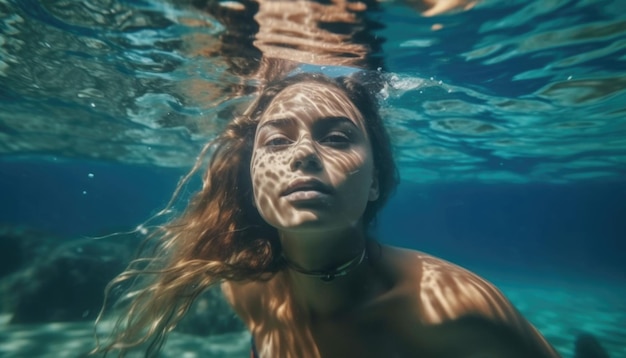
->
[1,225,245,336]
[0,233,21,277]
[7,237,134,323]
[176,284,245,335]
[0,225,56,278]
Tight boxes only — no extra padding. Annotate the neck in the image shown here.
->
[279,226,366,272]
[278,228,384,317]
[282,246,367,282]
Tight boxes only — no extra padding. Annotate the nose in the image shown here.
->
[290,136,322,172]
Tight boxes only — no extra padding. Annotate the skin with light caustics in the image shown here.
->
[222,81,560,358]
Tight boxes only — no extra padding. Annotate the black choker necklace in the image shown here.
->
[282,248,367,282]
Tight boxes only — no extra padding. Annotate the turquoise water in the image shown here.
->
[1,0,625,357]
[2,0,625,183]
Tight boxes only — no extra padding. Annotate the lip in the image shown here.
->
[282,178,333,197]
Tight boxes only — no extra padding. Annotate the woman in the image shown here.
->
[93,71,564,357]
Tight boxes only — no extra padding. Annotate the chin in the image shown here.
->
[280,214,360,234]
[282,213,327,230]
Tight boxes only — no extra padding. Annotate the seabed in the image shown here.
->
[1,280,624,357]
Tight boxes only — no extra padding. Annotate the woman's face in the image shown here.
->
[250,81,379,233]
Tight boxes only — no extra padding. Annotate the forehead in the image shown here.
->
[260,81,364,124]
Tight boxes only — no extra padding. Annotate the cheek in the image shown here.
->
[327,148,373,182]
[250,151,288,203]
[329,150,375,207]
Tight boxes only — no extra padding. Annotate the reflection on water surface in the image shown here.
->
[1,0,625,183]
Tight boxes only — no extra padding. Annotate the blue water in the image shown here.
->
[2,159,624,280]
[1,0,625,356]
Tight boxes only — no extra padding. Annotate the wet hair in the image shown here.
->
[93,72,398,356]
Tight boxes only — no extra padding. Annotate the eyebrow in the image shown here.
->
[257,117,297,132]
[257,116,358,132]
[318,116,359,129]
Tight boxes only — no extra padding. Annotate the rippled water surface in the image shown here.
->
[1,2,626,357]
[1,0,625,183]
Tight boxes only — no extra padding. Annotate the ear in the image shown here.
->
[368,172,379,202]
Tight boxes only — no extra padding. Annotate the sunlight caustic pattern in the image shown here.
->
[250,82,377,231]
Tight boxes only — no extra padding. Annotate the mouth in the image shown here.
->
[282,178,333,197]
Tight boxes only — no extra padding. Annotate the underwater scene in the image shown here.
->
[1,0,625,357]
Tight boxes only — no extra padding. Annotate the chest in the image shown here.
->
[251,308,515,358]
[253,314,412,358]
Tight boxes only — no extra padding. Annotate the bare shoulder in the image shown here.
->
[221,279,267,324]
[381,247,510,322]
[383,246,560,357]
[414,250,513,324]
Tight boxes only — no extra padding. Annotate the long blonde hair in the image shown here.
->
[93,73,398,356]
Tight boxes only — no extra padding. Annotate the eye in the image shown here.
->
[320,132,351,147]
[265,136,292,147]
